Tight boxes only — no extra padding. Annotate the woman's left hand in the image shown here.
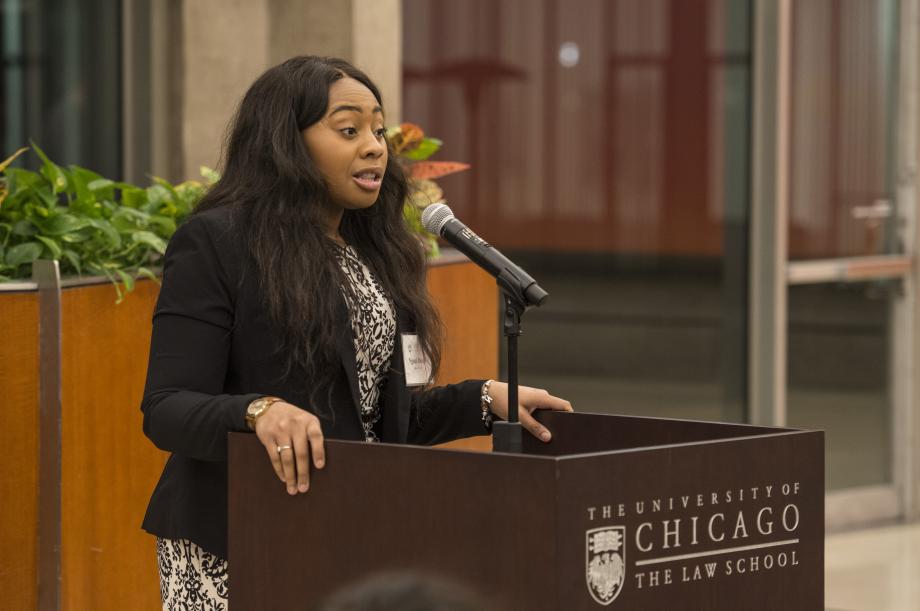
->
[486,381,574,443]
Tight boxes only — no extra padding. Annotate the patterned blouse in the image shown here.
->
[333,242,396,442]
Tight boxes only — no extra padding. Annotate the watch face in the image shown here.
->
[247,397,279,424]
[249,397,277,418]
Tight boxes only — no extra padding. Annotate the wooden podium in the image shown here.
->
[228,412,823,610]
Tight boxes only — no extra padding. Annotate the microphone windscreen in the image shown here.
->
[421,202,454,235]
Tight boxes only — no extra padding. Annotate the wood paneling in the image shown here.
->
[60,280,166,611]
[428,261,498,453]
[0,292,39,611]
[437,435,492,452]
[427,261,499,385]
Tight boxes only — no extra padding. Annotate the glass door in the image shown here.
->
[753,0,914,528]
[787,0,909,527]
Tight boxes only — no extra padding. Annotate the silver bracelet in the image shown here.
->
[480,379,494,431]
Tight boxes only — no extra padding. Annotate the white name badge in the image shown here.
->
[401,333,433,387]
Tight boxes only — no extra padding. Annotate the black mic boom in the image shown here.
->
[421,203,548,307]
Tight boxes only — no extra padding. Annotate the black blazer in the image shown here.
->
[140,206,486,558]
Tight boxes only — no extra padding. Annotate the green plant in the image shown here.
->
[0,144,215,301]
[388,123,470,257]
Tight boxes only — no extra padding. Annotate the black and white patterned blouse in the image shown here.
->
[333,242,396,442]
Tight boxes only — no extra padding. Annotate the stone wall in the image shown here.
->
[173,0,401,181]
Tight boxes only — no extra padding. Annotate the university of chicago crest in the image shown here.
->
[586,526,626,605]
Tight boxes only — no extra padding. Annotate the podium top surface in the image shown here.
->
[271,411,813,461]
[504,412,808,459]
[293,411,810,460]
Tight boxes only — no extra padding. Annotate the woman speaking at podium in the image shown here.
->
[139,55,572,607]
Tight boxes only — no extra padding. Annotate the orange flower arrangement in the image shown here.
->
[387,123,470,257]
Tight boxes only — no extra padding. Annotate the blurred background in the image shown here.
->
[403,0,908,508]
[2,0,919,604]
[407,0,919,533]
[3,0,917,527]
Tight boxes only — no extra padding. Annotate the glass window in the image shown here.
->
[2,0,122,177]
[403,0,752,423]
[788,0,899,260]
[787,281,893,490]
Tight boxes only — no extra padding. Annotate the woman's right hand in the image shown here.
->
[253,401,325,495]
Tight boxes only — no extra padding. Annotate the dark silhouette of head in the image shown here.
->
[320,572,490,611]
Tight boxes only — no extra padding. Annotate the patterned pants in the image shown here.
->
[156,538,229,610]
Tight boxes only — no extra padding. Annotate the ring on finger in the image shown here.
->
[276,444,292,454]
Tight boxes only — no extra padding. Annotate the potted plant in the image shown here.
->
[388,122,470,257]
[0,144,214,300]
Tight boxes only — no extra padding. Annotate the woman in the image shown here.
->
[141,55,572,607]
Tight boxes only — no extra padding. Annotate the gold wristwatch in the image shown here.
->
[245,396,282,430]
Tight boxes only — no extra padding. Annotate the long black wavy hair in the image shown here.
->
[194,56,442,401]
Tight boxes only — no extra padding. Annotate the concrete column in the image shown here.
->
[177,0,401,181]
[351,0,402,124]
[181,0,270,181]
[267,0,352,62]
[266,0,401,119]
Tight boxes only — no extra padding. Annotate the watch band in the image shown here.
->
[245,396,282,431]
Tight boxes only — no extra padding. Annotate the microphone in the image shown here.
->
[421,203,548,307]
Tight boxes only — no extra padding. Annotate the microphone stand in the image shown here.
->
[421,206,546,452]
[492,291,528,453]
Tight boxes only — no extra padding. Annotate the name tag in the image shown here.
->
[401,333,432,387]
